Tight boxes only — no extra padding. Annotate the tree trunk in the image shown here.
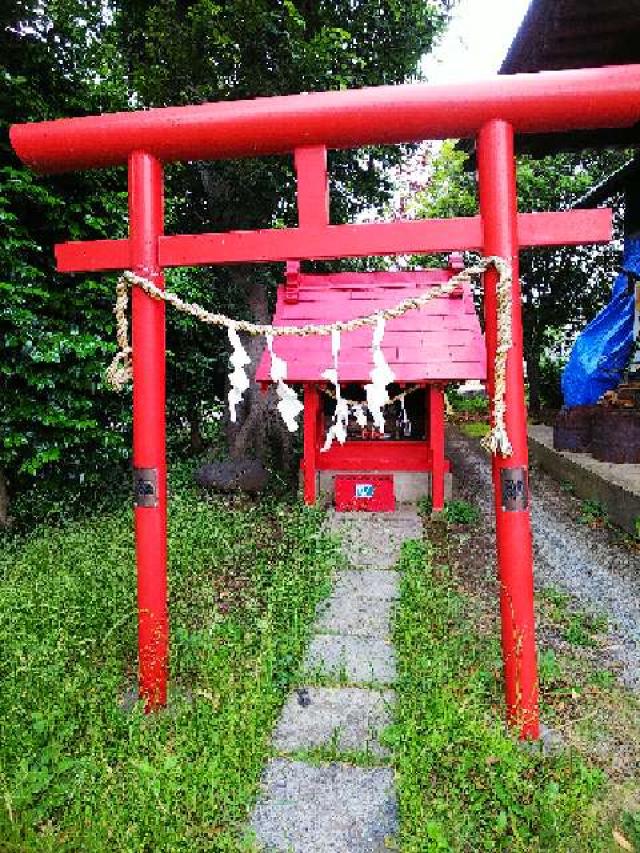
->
[195,164,296,475]
[0,467,10,530]
[225,266,296,473]
[189,411,204,453]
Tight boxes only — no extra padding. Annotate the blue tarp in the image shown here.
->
[561,237,639,407]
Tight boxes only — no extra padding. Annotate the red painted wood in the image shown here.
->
[54,208,612,272]
[303,385,319,505]
[129,152,168,712]
[262,360,486,383]
[478,120,539,740]
[12,65,640,173]
[317,441,431,471]
[295,147,329,228]
[255,267,487,384]
[55,238,130,272]
[284,260,301,304]
[334,474,395,512]
[161,218,480,264]
[429,385,445,512]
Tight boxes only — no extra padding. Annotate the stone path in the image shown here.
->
[250,508,421,852]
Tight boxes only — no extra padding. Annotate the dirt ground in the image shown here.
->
[429,426,640,824]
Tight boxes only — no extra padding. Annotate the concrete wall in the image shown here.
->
[529,424,640,537]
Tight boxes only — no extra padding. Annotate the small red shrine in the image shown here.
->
[256,254,487,511]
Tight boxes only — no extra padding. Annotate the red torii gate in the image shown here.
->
[12,64,639,739]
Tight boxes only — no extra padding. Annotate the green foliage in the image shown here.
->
[1,3,132,520]
[447,389,489,413]
[459,421,490,439]
[417,142,629,413]
[622,810,640,849]
[538,352,566,410]
[417,494,433,516]
[417,497,481,524]
[578,499,607,526]
[0,475,336,848]
[540,586,608,648]
[3,0,452,519]
[538,648,563,688]
[392,539,607,851]
[444,499,480,525]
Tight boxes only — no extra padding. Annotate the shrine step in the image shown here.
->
[332,568,400,601]
[272,686,394,758]
[328,508,422,569]
[316,589,395,638]
[303,634,397,685]
[250,760,396,852]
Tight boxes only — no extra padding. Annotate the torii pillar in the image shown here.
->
[479,121,538,737]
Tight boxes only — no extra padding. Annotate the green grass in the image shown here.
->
[417,498,480,526]
[458,421,491,440]
[0,475,336,850]
[443,499,480,526]
[538,586,608,648]
[578,499,607,526]
[447,391,489,414]
[391,539,608,852]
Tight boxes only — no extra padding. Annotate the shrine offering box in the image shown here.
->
[334,474,395,512]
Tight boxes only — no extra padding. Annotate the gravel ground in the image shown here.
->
[447,426,640,692]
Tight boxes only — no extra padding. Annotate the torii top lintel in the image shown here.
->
[10,65,640,174]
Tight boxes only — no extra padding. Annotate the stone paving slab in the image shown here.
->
[273,687,395,756]
[328,511,422,570]
[337,543,408,570]
[250,759,397,852]
[333,570,399,601]
[316,593,394,638]
[305,634,396,685]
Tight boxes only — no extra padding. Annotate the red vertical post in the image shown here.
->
[129,151,168,710]
[294,146,330,228]
[429,384,445,512]
[477,120,539,739]
[303,384,319,505]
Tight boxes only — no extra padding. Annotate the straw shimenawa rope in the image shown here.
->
[105,257,514,456]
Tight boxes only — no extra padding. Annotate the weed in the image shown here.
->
[418,498,480,526]
[417,495,433,516]
[539,586,572,629]
[561,480,576,495]
[285,736,388,769]
[539,648,563,687]
[448,390,489,414]
[459,421,490,439]
[393,538,606,851]
[565,613,607,648]
[0,473,336,849]
[622,811,640,850]
[578,499,607,526]
[444,499,480,525]
[540,588,607,648]
[590,669,616,689]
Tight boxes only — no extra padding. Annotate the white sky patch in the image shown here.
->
[422,0,532,83]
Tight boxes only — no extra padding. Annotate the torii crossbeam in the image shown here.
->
[12,64,640,739]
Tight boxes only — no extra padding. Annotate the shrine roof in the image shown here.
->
[256,266,487,384]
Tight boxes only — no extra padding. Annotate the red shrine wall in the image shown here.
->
[305,382,451,507]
